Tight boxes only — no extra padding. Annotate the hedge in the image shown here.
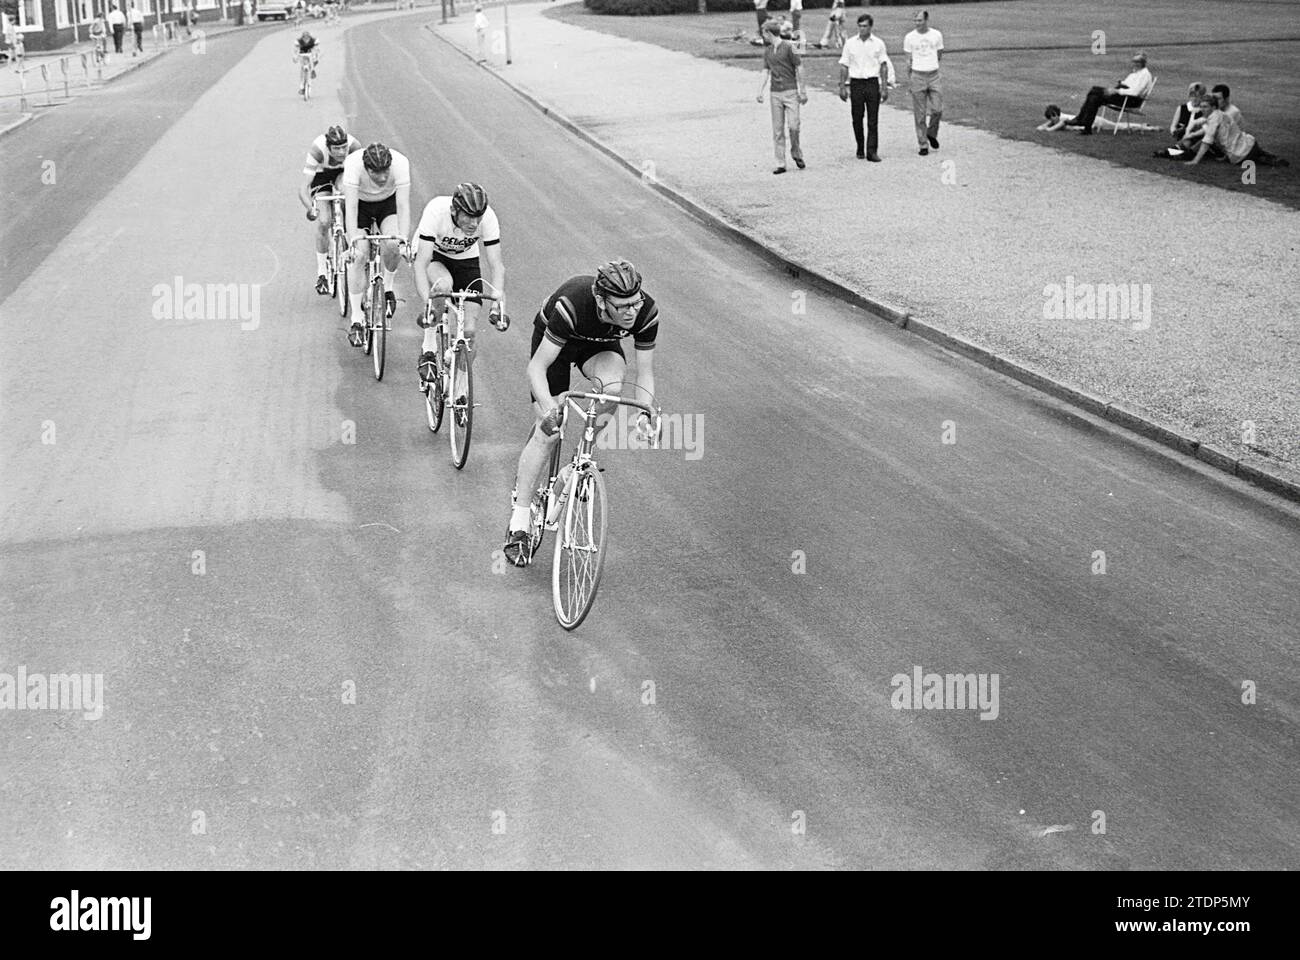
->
[584,0,998,13]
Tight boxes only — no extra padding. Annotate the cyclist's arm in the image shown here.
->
[298,169,318,211]
[528,339,563,417]
[412,239,433,304]
[482,243,505,309]
[395,180,411,240]
[344,181,362,242]
[631,346,655,423]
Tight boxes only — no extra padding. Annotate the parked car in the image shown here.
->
[256,3,295,20]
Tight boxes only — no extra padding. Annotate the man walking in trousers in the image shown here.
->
[904,9,944,155]
[757,19,807,174]
[838,14,894,161]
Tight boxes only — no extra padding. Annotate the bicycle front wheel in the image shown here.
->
[364,278,380,358]
[552,464,608,630]
[373,294,387,381]
[448,341,473,468]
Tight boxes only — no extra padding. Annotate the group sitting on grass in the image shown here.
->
[1037,60,1288,170]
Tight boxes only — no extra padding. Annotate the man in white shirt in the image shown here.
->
[1066,52,1153,135]
[903,9,944,155]
[342,142,412,343]
[127,2,144,57]
[837,14,894,161]
[474,3,488,62]
[106,3,125,54]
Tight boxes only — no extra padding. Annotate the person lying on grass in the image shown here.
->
[1037,104,1128,133]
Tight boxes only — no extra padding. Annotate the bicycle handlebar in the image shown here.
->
[559,391,659,421]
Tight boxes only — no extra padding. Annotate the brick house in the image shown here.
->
[5,0,237,52]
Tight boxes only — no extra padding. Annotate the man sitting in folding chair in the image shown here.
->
[1064,52,1154,135]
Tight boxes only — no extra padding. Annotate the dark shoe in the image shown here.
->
[856,150,866,159]
[384,290,396,319]
[315,274,330,295]
[348,320,364,347]
[502,529,531,568]
[928,134,939,150]
[794,157,805,169]
[1078,127,1093,136]
[919,147,929,156]
[773,166,786,174]
[867,153,881,162]
[418,351,438,383]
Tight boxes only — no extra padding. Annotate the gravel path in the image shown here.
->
[439,3,1300,484]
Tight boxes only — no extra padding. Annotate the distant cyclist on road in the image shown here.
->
[411,182,508,386]
[293,30,318,97]
[299,123,362,295]
[342,142,412,344]
[501,259,659,567]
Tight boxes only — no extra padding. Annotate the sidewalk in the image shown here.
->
[0,18,251,136]
[434,3,1300,496]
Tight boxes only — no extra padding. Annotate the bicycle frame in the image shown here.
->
[533,390,660,536]
[420,278,503,467]
[349,230,409,380]
[535,390,662,629]
[318,191,348,306]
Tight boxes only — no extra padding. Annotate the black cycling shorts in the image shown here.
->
[355,193,397,231]
[529,321,625,402]
[309,168,343,196]
[428,251,482,294]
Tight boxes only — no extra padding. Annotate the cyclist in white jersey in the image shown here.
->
[341,142,411,344]
[299,124,362,295]
[411,182,507,384]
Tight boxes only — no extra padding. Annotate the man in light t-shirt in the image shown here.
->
[342,142,412,343]
[903,9,944,155]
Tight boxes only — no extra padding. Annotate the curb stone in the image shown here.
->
[425,23,1300,507]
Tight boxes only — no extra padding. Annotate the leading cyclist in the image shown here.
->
[293,30,319,97]
[501,259,659,567]
[299,123,362,295]
[411,182,508,386]
[342,142,412,345]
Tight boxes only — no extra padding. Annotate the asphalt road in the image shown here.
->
[1,11,1296,870]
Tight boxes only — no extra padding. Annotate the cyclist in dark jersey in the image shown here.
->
[502,259,660,566]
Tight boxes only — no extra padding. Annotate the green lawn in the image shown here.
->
[547,0,1300,209]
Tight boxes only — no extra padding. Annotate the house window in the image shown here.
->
[56,0,70,27]
[18,0,44,30]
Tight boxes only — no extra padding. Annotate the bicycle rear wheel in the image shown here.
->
[448,341,473,468]
[425,325,445,434]
[552,463,608,630]
[527,441,564,560]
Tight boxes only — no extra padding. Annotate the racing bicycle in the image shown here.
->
[318,192,349,316]
[519,389,661,630]
[421,278,507,470]
[296,52,315,100]
[349,229,410,382]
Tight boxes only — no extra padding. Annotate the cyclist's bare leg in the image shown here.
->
[346,220,371,327]
[579,350,629,442]
[509,399,565,533]
[378,212,403,299]
[420,261,453,357]
[313,194,331,254]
